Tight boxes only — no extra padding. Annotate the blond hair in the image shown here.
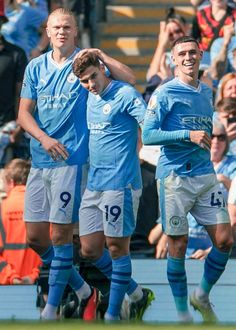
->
[4,158,31,185]
[47,7,78,27]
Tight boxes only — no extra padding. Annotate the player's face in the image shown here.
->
[171,41,202,81]
[46,14,77,49]
[79,65,110,95]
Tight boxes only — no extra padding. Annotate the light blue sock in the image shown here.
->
[167,256,188,313]
[94,249,138,295]
[41,245,85,292]
[200,246,230,294]
[47,244,73,307]
[106,255,132,318]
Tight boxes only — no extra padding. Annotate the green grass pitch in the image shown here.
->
[0,321,235,330]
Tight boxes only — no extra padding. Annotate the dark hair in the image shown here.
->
[73,52,101,77]
[165,7,186,26]
[216,97,236,114]
[172,36,199,49]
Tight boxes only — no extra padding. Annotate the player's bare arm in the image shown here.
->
[18,98,69,161]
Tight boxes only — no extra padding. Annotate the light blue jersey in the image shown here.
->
[142,78,215,179]
[20,49,89,169]
[86,80,146,190]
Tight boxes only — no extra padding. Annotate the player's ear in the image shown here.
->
[100,63,105,73]
[171,51,176,65]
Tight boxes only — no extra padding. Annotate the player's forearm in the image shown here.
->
[142,126,190,145]
[18,103,47,142]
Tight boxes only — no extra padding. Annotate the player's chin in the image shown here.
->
[90,89,98,95]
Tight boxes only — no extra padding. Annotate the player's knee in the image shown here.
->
[108,244,128,259]
[168,235,188,257]
[80,245,101,260]
[215,235,233,252]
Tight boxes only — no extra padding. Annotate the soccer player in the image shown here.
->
[142,36,233,323]
[72,51,155,321]
[17,7,136,320]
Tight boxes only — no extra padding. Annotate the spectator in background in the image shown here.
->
[1,0,47,58]
[20,0,49,59]
[210,22,236,82]
[191,0,236,66]
[215,97,236,155]
[211,118,236,194]
[146,7,188,83]
[215,72,236,105]
[190,0,236,10]
[0,159,42,285]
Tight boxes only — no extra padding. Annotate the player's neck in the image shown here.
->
[52,46,77,64]
[177,74,199,88]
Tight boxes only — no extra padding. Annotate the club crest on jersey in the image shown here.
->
[67,72,77,83]
[40,78,46,85]
[134,97,142,106]
[148,95,157,110]
[103,103,111,115]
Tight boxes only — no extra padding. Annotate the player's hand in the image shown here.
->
[216,173,231,190]
[189,130,211,151]
[39,134,69,161]
[74,48,102,62]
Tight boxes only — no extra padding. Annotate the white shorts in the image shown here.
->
[158,173,229,236]
[24,164,88,224]
[79,188,142,237]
